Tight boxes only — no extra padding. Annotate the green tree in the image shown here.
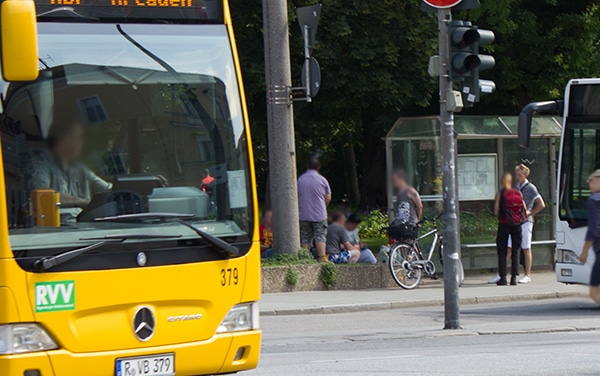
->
[230,0,600,208]
[462,0,600,113]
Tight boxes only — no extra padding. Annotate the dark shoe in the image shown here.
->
[510,277,518,286]
[496,279,508,286]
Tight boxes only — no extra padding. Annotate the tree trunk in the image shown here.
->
[343,144,360,205]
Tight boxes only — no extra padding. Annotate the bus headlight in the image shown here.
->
[557,249,581,264]
[217,303,259,334]
[0,324,58,354]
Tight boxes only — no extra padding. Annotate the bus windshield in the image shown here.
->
[1,23,253,264]
[560,82,600,228]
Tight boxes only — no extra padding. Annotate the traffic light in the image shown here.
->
[449,20,495,107]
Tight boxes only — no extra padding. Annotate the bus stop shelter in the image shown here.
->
[385,115,562,270]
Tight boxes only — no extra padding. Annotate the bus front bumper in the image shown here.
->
[0,330,261,376]
[556,262,591,285]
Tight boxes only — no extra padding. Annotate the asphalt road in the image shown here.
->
[248,298,600,375]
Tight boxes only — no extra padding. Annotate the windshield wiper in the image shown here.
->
[94,213,239,258]
[167,218,239,258]
[33,234,183,272]
[94,212,194,222]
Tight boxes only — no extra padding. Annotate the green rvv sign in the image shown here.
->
[35,280,75,312]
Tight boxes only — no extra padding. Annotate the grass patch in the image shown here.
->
[362,238,388,254]
[261,249,317,267]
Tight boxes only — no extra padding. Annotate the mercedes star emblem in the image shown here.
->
[133,307,155,342]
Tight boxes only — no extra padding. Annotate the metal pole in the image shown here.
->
[438,7,461,329]
[263,0,301,254]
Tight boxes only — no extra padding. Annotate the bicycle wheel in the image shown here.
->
[389,243,422,290]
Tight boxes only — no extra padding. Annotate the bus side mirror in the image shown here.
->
[1,0,38,81]
[518,100,564,148]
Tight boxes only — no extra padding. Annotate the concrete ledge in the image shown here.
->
[261,264,398,294]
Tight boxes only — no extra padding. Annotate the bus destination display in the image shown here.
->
[46,0,194,8]
[35,0,224,22]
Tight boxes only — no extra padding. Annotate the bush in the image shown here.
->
[319,263,337,288]
[358,210,389,239]
[460,210,498,240]
[285,266,298,286]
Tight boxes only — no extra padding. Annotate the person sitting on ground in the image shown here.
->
[326,212,360,264]
[579,170,600,304]
[259,209,273,258]
[345,214,377,264]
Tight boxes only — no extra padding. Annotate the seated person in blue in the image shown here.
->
[28,120,112,223]
[345,214,377,264]
[326,212,360,264]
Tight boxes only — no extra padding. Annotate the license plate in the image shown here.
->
[116,353,175,376]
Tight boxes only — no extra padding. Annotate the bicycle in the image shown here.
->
[387,214,465,290]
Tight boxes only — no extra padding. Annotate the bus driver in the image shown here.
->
[28,120,112,223]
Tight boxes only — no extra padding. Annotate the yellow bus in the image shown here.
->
[0,0,261,375]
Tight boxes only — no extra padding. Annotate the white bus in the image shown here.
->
[520,78,600,285]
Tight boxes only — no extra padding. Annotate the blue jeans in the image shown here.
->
[358,247,377,264]
[261,248,273,258]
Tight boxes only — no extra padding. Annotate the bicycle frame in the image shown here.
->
[415,228,440,263]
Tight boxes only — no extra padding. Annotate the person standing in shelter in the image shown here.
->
[510,164,545,283]
[298,157,332,263]
[495,172,527,286]
[391,170,423,229]
[578,170,600,303]
[489,164,546,284]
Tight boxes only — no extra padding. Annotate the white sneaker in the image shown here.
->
[519,275,531,284]
[488,274,501,284]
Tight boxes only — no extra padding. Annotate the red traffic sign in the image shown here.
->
[423,0,463,8]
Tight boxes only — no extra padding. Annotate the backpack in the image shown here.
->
[500,189,527,225]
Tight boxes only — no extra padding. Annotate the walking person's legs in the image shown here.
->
[590,256,600,304]
[496,224,510,285]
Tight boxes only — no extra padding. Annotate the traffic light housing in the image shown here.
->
[449,20,495,107]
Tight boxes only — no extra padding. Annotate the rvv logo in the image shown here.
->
[35,280,75,312]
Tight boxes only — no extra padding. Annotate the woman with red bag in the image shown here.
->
[494,173,527,286]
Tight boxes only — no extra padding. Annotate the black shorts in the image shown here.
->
[591,256,600,287]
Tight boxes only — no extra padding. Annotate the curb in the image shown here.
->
[259,291,587,316]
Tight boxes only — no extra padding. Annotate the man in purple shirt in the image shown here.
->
[298,157,332,263]
[579,169,600,304]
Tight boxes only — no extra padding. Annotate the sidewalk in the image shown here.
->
[260,271,588,316]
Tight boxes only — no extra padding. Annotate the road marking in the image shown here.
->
[310,355,421,364]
